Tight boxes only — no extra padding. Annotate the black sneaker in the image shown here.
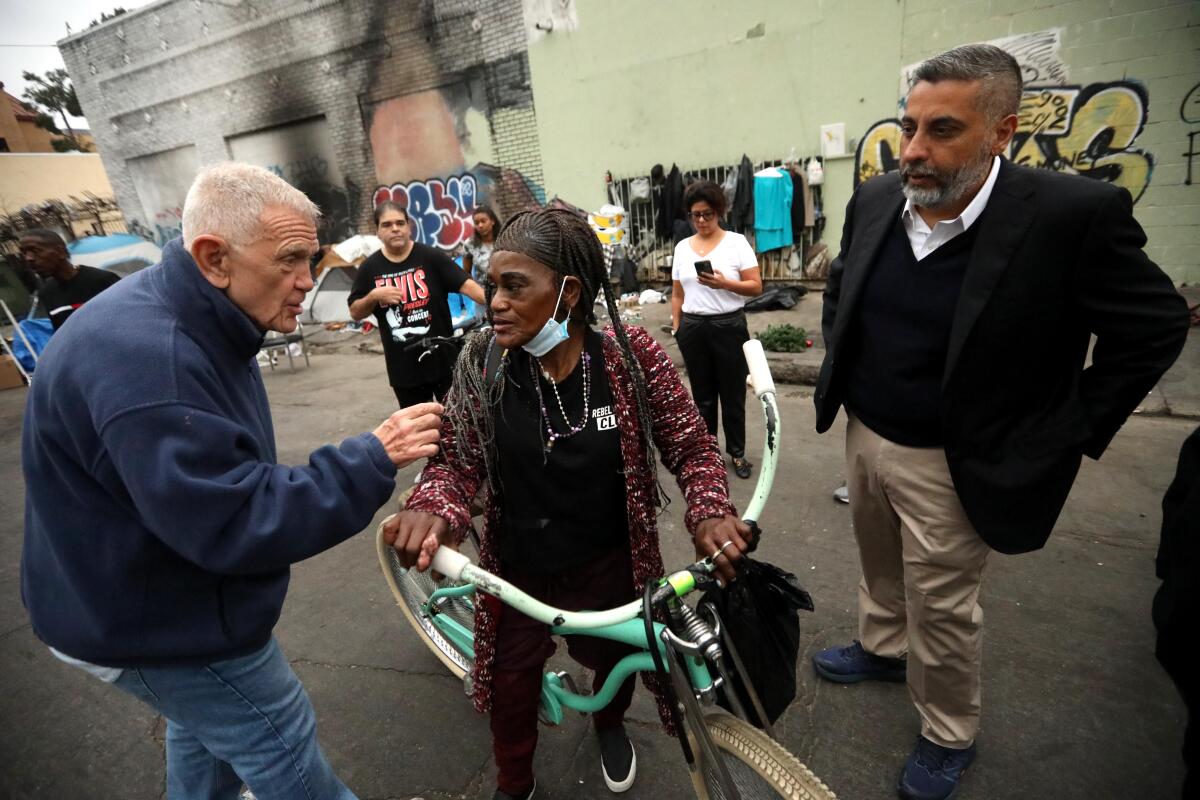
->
[492,779,535,800]
[732,456,753,479]
[598,726,636,793]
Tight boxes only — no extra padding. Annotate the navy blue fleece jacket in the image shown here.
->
[21,238,397,667]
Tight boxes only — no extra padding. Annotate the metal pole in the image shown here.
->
[0,298,38,366]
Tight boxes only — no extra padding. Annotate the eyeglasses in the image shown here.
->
[688,210,716,221]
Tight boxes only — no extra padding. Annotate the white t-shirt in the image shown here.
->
[672,232,759,315]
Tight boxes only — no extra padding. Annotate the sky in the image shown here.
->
[1,0,156,129]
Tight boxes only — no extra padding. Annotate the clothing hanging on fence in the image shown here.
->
[753,167,793,253]
[655,164,685,242]
[721,168,738,211]
[789,164,815,242]
[729,154,755,234]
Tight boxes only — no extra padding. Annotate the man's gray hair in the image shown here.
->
[182,162,321,248]
[911,44,1023,123]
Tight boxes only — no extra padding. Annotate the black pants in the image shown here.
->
[676,310,749,458]
[392,373,452,408]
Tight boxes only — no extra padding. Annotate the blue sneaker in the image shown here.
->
[812,640,907,683]
[897,737,976,800]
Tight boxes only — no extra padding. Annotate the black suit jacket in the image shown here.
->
[815,160,1188,554]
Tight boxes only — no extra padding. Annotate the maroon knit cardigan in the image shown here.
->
[406,325,736,730]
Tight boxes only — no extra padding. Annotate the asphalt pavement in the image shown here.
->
[0,289,1194,799]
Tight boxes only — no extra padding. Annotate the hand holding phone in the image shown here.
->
[694,259,714,276]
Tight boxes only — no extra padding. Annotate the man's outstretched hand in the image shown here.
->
[371,402,443,467]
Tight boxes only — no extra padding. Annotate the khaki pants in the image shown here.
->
[845,415,990,749]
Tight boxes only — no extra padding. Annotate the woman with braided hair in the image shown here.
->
[387,208,749,800]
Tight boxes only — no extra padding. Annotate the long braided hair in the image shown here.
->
[445,208,663,503]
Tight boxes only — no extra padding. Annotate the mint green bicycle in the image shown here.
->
[377,341,837,799]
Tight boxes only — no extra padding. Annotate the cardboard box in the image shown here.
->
[1,353,28,390]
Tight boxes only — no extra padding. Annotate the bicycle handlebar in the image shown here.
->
[743,339,775,398]
[430,546,651,628]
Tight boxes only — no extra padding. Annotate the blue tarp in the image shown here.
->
[12,318,53,372]
[66,234,147,255]
[447,293,479,330]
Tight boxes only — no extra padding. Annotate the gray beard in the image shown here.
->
[901,150,993,210]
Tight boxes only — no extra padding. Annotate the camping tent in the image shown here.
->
[68,234,162,277]
[301,262,359,324]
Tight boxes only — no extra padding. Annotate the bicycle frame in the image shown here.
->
[425,554,717,724]
[421,339,781,725]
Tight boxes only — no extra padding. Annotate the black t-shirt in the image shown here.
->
[495,329,629,573]
[40,265,120,330]
[347,243,469,388]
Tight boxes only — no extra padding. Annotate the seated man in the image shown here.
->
[22,162,442,800]
[20,228,121,329]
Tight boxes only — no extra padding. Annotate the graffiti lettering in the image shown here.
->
[138,207,184,247]
[1184,131,1199,187]
[373,174,478,251]
[855,81,1155,203]
[1180,82,1200,125]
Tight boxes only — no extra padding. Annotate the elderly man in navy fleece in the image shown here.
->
[21,162,442,800]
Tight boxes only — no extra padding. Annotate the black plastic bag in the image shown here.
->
[744,285,808,313]
[700,558,814,727]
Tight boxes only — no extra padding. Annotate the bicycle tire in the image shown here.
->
[375,521,476,681]
[690,713,838,800]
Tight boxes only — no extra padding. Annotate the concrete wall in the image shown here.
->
[0,153,115,212]
[58,0,548,250]
[527,0,1200,284]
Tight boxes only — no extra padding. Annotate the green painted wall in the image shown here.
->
[527,1,902,264]
[528,0,1199,284]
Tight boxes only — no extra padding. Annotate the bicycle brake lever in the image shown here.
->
[688,565,723,593]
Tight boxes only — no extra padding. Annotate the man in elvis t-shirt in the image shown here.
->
[349,202,485,407]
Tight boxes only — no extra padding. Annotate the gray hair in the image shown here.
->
[182,162,320,248]
[911,44,1023,123]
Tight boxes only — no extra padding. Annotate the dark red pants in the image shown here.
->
[490,548,638,794]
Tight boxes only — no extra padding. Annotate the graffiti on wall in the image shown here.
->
[373,173,479,251]
[1182,82,1200,186]
[855,80,1155,202]
[128,207,182,247]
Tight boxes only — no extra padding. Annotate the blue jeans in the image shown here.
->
[113,638,356,800]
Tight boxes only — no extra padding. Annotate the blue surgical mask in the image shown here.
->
[522,278,571,357]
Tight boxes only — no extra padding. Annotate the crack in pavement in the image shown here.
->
[0,621,31,641]
[288,659,460,681]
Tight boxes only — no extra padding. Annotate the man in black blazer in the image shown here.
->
[812,44,1188,800]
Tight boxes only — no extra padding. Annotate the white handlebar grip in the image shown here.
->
[430,547,470,580]
[742,339,776,398]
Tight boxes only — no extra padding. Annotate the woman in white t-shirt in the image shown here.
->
[671,180,763,478]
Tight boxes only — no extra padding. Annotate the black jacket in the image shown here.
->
[815,160,1188,554]
[729,154,755,234]
[655,164,685,241]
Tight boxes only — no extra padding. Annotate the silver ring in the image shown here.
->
[719,541,736,555]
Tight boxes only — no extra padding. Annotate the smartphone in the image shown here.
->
[694,259,714,276]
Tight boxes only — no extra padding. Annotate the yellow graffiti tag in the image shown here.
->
[1053,85,1151,201]
[855,120,902,186]
[1017,88,1080,136]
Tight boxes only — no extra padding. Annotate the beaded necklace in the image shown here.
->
[529,350,591,451]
